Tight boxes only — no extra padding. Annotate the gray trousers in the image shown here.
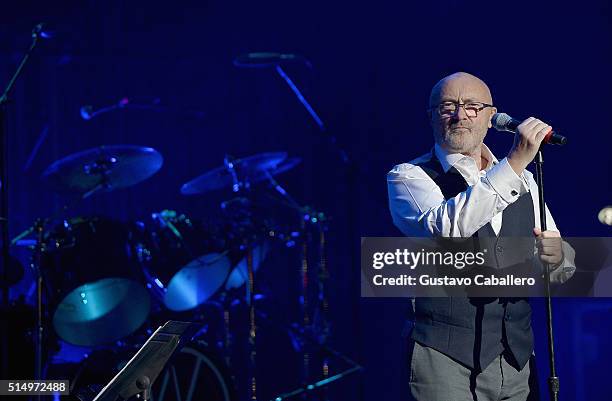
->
[407,341,532,401]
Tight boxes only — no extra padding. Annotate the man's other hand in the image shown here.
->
[534,227,564,268]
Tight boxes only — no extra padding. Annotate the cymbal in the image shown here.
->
[250,156,301,182]
[180,152,288,195]
[42,145,163,196]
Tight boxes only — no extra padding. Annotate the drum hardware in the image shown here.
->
[130,202,283,399]
[258,167,332,397]
[7,144,164,380]
[252,161,330,389]
[233,53,324,132]
[12,141,358,399]
[255,311,362,401]
[222,216,263,401]
[0,23,49,384]
[79,97,207,121]
[33,145,163,348]
[33,219,45,383]
[206,157,332,401]
[9,217,55,383]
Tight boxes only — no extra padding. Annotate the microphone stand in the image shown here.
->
[0,23,45,381]
[81,99,207,121]
[275,66,325,131]
[534,149,560,401]
[273,64,349,164]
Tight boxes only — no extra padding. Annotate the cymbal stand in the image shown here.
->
[246,247,257,400]
[224,155,242,193]
[81,158,115,199]
[221,164,259,400]
[1,23,46,381]
[10,176,108,388]
[315,221,330,401]
[32,219,44,395]
[261,172,333,399]
[299,217,311,397]
[258,310,362,401]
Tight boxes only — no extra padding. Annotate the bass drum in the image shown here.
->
[151,344,235,401]
[43,217,150,346]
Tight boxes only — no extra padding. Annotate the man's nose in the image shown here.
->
[450,104,469,120]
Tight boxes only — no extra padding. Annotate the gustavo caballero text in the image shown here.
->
[372,274,536,287]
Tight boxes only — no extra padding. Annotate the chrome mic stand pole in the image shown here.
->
[534,149,560,401]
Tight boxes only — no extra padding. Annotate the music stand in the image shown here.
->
[92,321,200,401]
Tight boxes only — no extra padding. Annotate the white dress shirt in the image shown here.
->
[387,143,575,283]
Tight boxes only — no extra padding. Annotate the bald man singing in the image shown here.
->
[387,72,576,401]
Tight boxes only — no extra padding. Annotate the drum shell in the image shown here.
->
[132,213,230,311]
[43,217,150,346]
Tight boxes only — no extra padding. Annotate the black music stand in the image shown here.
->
[91,321,200,401]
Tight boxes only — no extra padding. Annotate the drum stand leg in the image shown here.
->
[222,293,233,370]
[299,219,310,399]
[299,214,331,401]
[317,227,330,401]
[33,219,45,401]
[246,248,257,401]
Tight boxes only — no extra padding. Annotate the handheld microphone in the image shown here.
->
[492,113,567,145]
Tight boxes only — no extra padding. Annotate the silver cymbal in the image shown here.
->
[42,145,163,196]
[180,152,289,195]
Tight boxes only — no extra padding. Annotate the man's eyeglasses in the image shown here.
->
[429,101,494,118]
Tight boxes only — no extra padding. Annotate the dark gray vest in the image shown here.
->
[411,152,535,371]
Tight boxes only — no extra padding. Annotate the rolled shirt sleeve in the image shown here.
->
[388,154,576,284]
[387,157,528,238]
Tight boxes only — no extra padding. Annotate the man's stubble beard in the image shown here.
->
[440,129,485,155]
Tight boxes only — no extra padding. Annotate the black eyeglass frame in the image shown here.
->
[427,101,494,118]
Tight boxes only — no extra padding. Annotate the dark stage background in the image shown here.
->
[1,0,611,400]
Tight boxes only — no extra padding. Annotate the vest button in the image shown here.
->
[505,314,511,321]
[496,245,504,253]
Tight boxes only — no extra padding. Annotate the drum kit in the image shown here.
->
[10,144,354,400]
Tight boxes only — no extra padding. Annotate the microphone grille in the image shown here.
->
[491,113,512,131]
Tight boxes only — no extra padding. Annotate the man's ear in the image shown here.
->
[487,107,497,128]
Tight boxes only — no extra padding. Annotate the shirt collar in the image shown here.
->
[434,142,498,173]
